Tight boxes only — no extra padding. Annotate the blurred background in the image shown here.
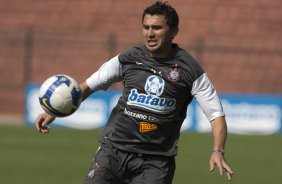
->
[0,0,282,183]
[0,0,281,118]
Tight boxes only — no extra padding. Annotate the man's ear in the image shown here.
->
[171,27,179,39]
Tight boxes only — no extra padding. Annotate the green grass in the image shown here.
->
[1,124,282,184]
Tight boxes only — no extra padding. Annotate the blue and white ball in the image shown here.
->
[39,74,82,117]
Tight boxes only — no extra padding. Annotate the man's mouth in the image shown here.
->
[147,39,158,47]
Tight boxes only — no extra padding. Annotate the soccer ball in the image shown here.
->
[39,74,82,117]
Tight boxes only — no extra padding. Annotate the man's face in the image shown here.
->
[142,14,178,58]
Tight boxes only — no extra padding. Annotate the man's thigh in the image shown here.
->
[83,145,124,184]
[84,144,175,184]
[130,155,175,184]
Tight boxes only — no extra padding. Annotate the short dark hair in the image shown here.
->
[142,1,179,30]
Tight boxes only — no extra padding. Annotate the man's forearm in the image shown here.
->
[210,116,227,151]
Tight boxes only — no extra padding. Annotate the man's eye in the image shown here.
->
[143,25,149,29]
[153,26,162,30]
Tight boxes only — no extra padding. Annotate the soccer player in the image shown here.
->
[35,1,234,183]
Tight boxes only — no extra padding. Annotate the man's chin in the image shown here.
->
[146,45,159,53]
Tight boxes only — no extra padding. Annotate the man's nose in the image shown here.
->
[148,28,155,36]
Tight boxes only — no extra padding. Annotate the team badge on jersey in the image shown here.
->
[127,75,176,113]
[168,67,181,82]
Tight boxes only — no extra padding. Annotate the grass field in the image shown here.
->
[1,124,282,184]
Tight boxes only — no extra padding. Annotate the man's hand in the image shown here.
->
[209,151,234,181]
[35,113,56,133]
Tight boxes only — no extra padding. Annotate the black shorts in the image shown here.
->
[84,143,175,184]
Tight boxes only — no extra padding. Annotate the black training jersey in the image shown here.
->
[86,44,224,156]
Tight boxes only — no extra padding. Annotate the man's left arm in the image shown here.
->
[191,73,234,180]
[209,116,234,181]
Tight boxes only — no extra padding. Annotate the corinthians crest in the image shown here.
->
[167,67,181,82]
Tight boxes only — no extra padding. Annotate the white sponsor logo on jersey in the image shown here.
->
[127,75,176,113]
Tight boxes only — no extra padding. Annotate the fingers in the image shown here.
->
[223,162,234,181]
[210,154,234,181]
[217,162,224,176]
[227,171,233,181]
[35,118,49,133]
[209,159,215,172]
[209,157,224,175]
[35,114,43,132]
[35,113,55,133]
[39,122,51,134]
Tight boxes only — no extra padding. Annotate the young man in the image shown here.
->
[35,1,234,183]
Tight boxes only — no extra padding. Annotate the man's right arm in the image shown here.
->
[80,82,93,101]
[35,55,122,133]
[35,82,92,134]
